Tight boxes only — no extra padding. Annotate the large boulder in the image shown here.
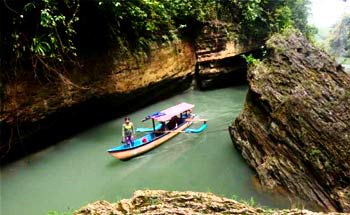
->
[229,30,350,212]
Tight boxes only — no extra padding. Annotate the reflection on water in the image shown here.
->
[1,86,305,215]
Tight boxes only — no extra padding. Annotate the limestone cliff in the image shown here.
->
[74,190,345,215]
[229,30,350,212]
[195,21,263,89]
[1,41,195,163]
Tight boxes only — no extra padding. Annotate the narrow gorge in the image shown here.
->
[1,21,256,164]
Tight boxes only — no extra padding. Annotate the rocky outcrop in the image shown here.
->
[74,190,345,215]
[195,21,262,89]
[229,30,350,212]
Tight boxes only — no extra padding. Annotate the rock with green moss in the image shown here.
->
[229,30,350,212]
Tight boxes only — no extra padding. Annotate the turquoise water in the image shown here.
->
[1,86,296,215]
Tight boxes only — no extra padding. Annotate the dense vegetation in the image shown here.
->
[1,0,315,81]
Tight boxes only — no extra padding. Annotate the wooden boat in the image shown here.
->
[107,102,207,160]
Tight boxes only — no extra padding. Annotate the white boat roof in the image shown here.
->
[152,102,194,122]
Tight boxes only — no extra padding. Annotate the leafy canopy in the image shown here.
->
[2,0,314,79]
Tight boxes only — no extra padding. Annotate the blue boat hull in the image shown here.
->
[107,120,193,160]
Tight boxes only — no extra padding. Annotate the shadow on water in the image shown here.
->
[106,159,123,168]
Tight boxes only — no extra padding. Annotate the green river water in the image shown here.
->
[1,86,300,215]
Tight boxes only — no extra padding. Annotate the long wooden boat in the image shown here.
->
[107,102,203,160]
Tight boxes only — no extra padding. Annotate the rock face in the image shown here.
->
[195,21,262,89]
[229,31,350,212]
[1,41,195,164]
[74,190,345,215]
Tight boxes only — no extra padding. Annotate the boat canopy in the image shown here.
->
[151,102,194,122]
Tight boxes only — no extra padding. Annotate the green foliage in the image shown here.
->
[246,197,257,207]
[4,0,215,78]
[271,6,294,31]
[94,0,216,52]
[230,194,258,207]
[12,0,79,67]
[286,0,318,40]
[230,194,239,200]
[310,148,321,157]
[221,0,315,40]
[233,0,263,22]
[229,0,266,39]
[2,0,314,79]
[241,54,260,65]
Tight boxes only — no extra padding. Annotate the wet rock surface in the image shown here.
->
[74,190,346,215]
[229,31,350,212]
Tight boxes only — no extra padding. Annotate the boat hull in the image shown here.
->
[108,121,192,160]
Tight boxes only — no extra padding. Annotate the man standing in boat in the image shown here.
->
[122,117,135,146]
